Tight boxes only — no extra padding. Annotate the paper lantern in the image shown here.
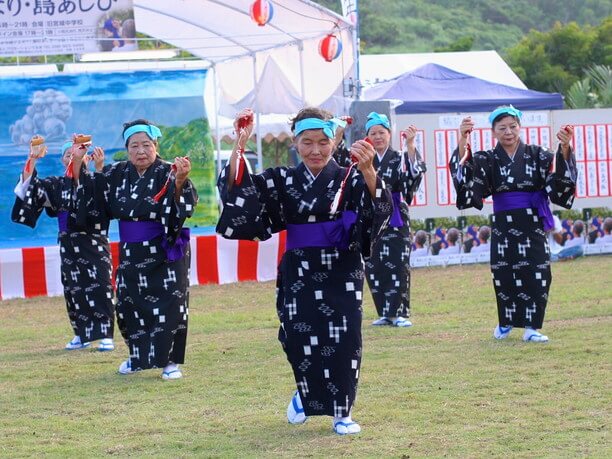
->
[319,34,342,62]
[250,0,274,27]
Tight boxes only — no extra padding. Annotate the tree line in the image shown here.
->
[316,0,611,107]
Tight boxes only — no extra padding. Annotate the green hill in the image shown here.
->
[316,0,611,54]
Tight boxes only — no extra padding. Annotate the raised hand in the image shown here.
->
[234,108,254,151]
[91,146,105,172]
[174,156,191,184]
[556,125,574,160]
[401,125,418,144]
[458,116,475,166]
[350,139,375,173]
[459,116,475,139]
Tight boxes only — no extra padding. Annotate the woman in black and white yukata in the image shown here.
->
[216,107,391,435]
[12,137,115,352]
[72,120,197,379]
[449,105,577,342]
[362,112,426,328]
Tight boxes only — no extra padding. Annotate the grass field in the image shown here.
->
[0,256,610,458]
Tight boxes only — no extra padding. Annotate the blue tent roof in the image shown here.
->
[364,63,564,114]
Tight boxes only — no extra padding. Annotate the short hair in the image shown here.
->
[478,225,491,242]
[604,217,612,234]
[290,107,333,134]
[491,105,521,128]
[122,19,136,39]
[414,230,427,247]
[572,220,584,236]
[447,227,459,244]
[122,119,158,148]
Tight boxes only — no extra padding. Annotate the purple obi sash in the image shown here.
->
[390,192,404,228]
[57,211,69,233]
[492,190,554,231]
[286,211,357,251]
[119,220,190,262]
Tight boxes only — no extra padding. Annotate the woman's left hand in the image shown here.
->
[401,125,417,144]
[92,146,105,172]
[350,140,378,198]
[556,125,574,159]
[174,156,191,185]
[350,139,375,173]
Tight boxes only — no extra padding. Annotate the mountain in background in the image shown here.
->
[316,0,611,54]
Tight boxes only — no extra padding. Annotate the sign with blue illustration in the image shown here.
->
[0,69,218,248]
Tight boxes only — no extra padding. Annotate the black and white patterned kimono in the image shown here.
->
[81,158,197,371]
[365,148,426,319]
[217,159,391,417]
[12,168,114,343]
[449,142,577,329]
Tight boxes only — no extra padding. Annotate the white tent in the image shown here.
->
[359,51,526,89]
[132,0,356,171]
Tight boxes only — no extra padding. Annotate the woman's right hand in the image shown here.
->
[23,143,47,180]
[234,108,254,151]
[29,143,47,161]
[459,116,475,139]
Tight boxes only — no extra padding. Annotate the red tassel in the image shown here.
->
[235,149,246,185]
[153,164,177,203]
[153,181,169,202]
[549,154,557,174]
[65,158,74,178]
[24,158,33,174]
[460,130,472,166]
[330,162,357,213]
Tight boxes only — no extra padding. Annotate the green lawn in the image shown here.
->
[0,257,610,458]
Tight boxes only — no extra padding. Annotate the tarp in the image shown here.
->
[133,0,356,114]
[359,51,527,89]
[364,63,564,114]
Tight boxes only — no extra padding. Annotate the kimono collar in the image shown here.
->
[376,146,390,162]
[495,141,524,163]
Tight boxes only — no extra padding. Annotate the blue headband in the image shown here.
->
[123,124,162,143]
[365,112,390,133]
[488,105,522,125]
[294,118,340,139]
[61,141,73,154]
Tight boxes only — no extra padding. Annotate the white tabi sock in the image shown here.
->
[333,415,361,435]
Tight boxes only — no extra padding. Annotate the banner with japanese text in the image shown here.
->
[0,0,136,57]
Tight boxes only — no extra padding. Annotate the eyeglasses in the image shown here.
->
[495,125,519,133]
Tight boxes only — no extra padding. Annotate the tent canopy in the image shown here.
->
[134,0,356,115]
[364,63,564,114]
[134,0,351,66]
[359,51,527,89]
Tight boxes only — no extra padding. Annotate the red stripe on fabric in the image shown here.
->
[110,242,119,289]
[22,247,47,298]
[277,230,286,265]
[197,235,219,284]
[237,240,258,281]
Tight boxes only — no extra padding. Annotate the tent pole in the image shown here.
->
[253,55,263,173]
[212,64,222,178]
[298,41,306,104]
[355,0,362,100]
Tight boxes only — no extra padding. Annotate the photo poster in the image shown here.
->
[0,69,217,246]
[0,0,137,56]
[398,129,427,206]
[571,124,612,198]
[434,126,551,206]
